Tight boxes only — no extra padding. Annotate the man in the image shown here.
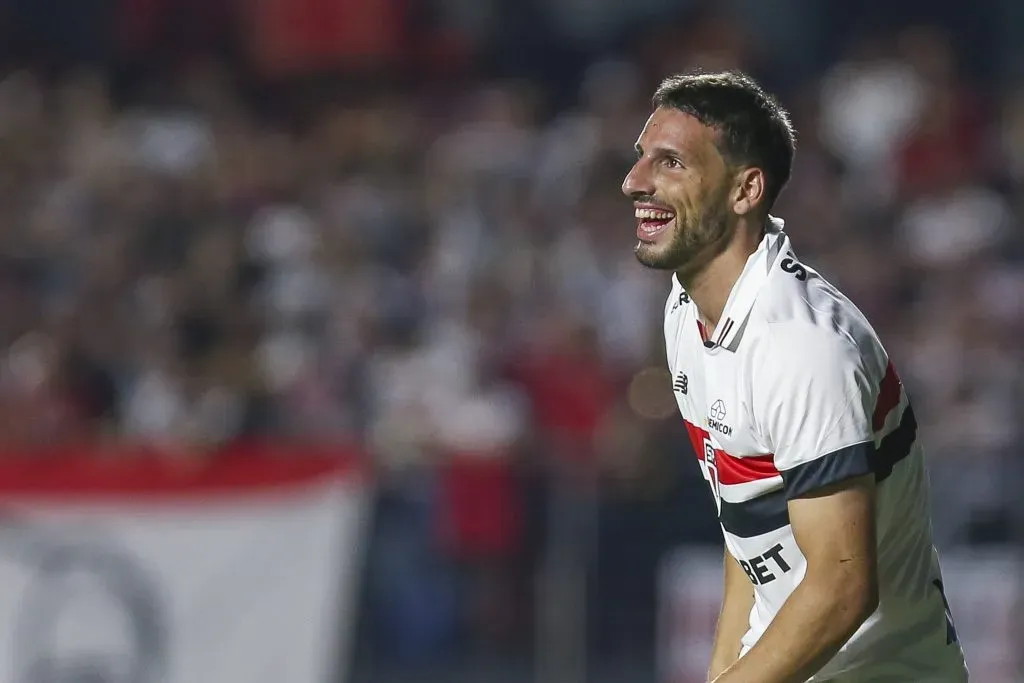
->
[623,71,969,683]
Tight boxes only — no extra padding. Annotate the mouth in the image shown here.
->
[634,206,676,243]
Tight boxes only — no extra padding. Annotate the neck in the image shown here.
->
[676,219,765,330]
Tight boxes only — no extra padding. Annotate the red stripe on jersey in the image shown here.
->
[683,420,705,459]
[683,420,779,485]
[872,362,902,432]
[716,449,778,485]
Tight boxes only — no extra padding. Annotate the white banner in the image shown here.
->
[658,547,1024,683]
[0,452,369,683]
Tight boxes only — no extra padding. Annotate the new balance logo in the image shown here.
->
[673,373,688,394]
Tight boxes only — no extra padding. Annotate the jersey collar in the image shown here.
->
[708,215,788,351]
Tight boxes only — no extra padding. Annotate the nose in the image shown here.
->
[622,159,652,199]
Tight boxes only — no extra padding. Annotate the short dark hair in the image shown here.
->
[652,70,795,210]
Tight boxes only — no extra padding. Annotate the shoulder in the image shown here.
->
[663,274,690,319]
[663,275,692,372]
[663,274,692,342]
[753,253,888,374]
[748,287,884,473]
[749,260,889,389]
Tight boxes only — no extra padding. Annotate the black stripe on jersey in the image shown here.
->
[782,441,874,500]
[721,408,920,538]
[873,404,917,483]
[720,488,790,538]
[779,404,919,499]
[715,318,734,345]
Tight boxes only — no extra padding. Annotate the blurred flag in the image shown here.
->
[0,447,368,683]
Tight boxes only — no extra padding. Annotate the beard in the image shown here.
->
[634,191,733,271]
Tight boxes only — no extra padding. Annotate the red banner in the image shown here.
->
[0,441,366,500]
[246,0,407,76]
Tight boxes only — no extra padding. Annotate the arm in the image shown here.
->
[712,474,879,683]
[712,322,888,683]
[708,550,756,681]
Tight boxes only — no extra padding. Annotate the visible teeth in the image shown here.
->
[635,208,675,220]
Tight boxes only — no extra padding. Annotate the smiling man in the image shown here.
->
[624,71,969,683]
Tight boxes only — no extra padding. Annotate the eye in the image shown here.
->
[663,157,683,169]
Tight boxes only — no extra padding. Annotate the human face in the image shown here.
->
[622,107,735,271]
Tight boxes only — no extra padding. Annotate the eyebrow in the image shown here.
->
[636,143,686,160]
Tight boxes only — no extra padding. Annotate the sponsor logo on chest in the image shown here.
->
[706,399,732,436]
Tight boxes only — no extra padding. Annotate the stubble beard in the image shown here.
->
[634,201,732,272]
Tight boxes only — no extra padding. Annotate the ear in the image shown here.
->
[732,167,767,217]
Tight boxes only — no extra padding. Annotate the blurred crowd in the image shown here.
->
[0,1,1020,669]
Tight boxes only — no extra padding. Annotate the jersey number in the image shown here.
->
[702,438,722,513]
[932,579,960,645]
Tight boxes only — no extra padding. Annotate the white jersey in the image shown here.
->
[664,217,968,682]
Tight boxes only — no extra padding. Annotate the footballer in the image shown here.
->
[623,71,970,683]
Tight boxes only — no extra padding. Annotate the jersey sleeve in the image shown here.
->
[753,322,881,499]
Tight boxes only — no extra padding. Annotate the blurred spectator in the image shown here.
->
[0,2,1018,674]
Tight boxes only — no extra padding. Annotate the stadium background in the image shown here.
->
[0,0,1020,681]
